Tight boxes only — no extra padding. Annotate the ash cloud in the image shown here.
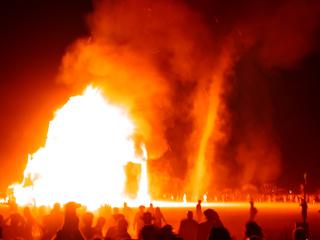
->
[56,0,320,197]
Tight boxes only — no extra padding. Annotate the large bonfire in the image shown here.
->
[10,86,150,210]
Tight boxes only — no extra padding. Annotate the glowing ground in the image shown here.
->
[1,202,319,239]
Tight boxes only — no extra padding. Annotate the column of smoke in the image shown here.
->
[56,0,320,200]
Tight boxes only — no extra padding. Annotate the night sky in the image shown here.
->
[1,0,320,195]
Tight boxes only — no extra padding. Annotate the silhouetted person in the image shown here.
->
[141,212,155,226]
[8,196,17,213]
[140,225,158,240]
[42,203,64,240]
[147,203,154,217]
[249,201,257,222]
[2,213,33,240]
[178,211,198,240]
[293,227,307,240]
[37,205,49,226]
[300,199,307,223]
[158,225,175,240]
[105,213,125,240]
[105,225,117,240]
[110,207,124,227]
[195,209,223,240]
[196,200,202,222]
[93,217,106,238]
[133,205,145,239]
[51,203,64,226]
[153,207,166,229]
[23,207,38,236]
[81,212,95,240]
[114,218,131,239]
[244,222,265,240]
[98,204,112,227]
[208,227,231,240]
[54,201,84,240]
[122,202,133,226]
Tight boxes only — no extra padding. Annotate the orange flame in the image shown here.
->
[10,86,150,210]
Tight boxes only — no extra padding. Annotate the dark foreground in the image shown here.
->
[129,202,320,240]
[1,202,319,240]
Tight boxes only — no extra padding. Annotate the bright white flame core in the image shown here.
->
[12,86,150,209]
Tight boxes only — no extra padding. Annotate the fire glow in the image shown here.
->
[6,0,315,210]
[10,86,150,210]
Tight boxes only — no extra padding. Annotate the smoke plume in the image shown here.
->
[56,0,320,199]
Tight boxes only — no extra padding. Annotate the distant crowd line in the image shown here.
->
[0,200,309,240]
[166,193,320,204]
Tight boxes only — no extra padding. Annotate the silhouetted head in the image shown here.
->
[141,224,158,240]
[38,205,49,216]
[204,209,219,222]
[158,225,175,239]
[113,207,119,214]
[293,227,307,240]
[82,212,94,227]
[245,222,264,238]
[113,213,125,221]
[53,203,61,212]
[63,201,81,231]
[123,202,127,208]
[150,203,153,208]
[141,212,154,225]
[96,216,106,228]
[187,211,193,219]
[118,218,129,232]
[23,206,31,217]
[139,205,146,212]
[65,201,81,213]
[198,200,202,204]
[209,227,231,240]
[155,207,161,214]
[10,213,24,227]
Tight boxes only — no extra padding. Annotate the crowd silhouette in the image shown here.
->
[0,199,310,240]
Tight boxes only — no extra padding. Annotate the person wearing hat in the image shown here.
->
[54,202,84,240]
[195,209,224,240]
[141,212,155,226]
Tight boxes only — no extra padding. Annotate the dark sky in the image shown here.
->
[1,0,320,194]
[0,0,93,190]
